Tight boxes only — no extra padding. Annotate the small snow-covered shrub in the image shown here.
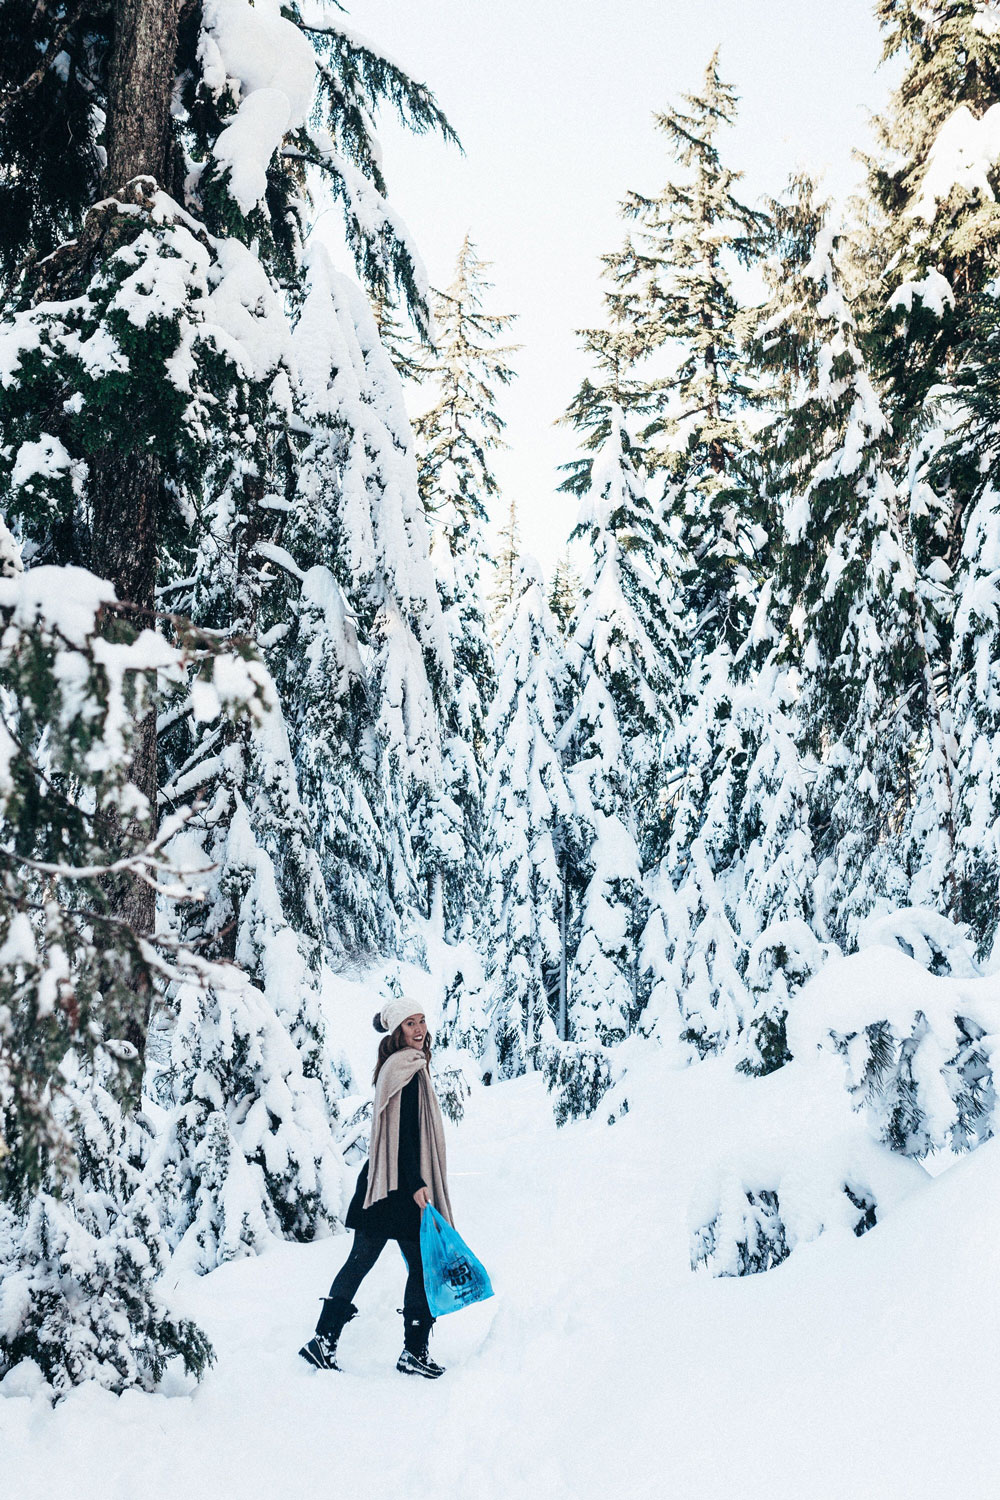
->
[738,919,829,1076]
[683,1043,928,1279]
[691,1186,790,1277]
[0,1194,210,1398]
[856,907,980,978]
[825,1013,993,1157]
[541,1041,615,1125]
[433,1065,471,1125]
[788,947,1000,1158]
[691,1180,879,1277]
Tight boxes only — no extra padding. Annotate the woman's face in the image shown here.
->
[400,1013,427,1050]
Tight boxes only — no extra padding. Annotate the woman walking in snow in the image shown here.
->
[299,997,455,1380]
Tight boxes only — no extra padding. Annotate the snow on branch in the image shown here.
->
[303,135,433,328]
[909,103,1000,222]
[0,561,272,1199]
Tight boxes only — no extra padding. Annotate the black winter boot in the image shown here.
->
[396,1312,445,1379]
[299,1296,358,1371]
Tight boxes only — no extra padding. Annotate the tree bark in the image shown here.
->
[104,0,184,194]
[93,0,183,1054]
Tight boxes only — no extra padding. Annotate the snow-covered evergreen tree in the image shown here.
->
[858,3,1000,936]
[148,957,351,1272]
[568,57,791,1072]
[548,551,581,636]
[0,1067,212,1397]
[729,651,824,1072]
[489,495,523,625]
[284,246,453,956]
[480,559,576,1079]
[603,50,770,652]
[155,648,354,1260]
[0,559,264,1390]
[650,645,755,1059]
[411,236,518,938]
[771,222,951,942]
[0,0,460,1374]
[557,400,684,1057]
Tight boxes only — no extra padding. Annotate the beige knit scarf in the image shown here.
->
[362,1048,455,1227]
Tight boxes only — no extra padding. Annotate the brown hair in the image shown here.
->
[372,1024,432,1085]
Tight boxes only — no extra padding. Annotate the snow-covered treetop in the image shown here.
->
[558,324,655,498]
[753,174,832,401]
[414,235,520,523]
[489,553,567,734]
[573,404,650,539]
[603,50,768,402]
[579,53,769,654]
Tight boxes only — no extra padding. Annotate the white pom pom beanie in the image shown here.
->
[379,996,426,1036]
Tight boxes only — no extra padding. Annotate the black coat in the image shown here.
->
[345,1072,426,1242]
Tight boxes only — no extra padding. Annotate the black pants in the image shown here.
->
[319,1230,430,1334]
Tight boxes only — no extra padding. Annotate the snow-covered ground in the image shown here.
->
[4,1034,999,1500]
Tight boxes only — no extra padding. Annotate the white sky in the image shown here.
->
[342,0,899,573]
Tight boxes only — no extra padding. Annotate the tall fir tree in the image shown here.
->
[489,495,523,625]
[0,0,458,1382]
[859,3,1000,935]
[285,246,454,956]
[603,50,770,654]
[479,559,577,1078]
[412,236,519,938]
[587,57,776,1066]
[557,399,684,1053]
[0,553,268,1390]
[767,217,949,941]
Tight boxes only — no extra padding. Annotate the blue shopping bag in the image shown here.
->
[418,1205,494,1317]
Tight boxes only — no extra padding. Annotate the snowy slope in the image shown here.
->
[3,1037,999,1500]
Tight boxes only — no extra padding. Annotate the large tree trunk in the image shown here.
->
[94,0,183,1054]
[104,0,184,193]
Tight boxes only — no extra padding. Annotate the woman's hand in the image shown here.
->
[413,1186,431,1210]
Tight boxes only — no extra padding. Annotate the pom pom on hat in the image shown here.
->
[373,996,426,1036]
